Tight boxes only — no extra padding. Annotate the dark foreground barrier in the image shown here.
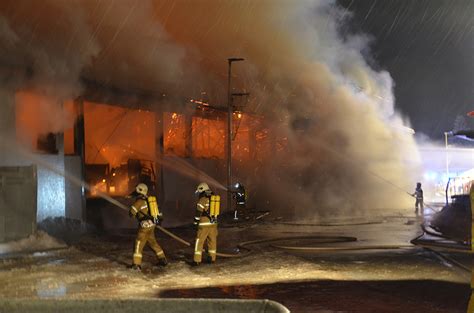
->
[0,299,290,313]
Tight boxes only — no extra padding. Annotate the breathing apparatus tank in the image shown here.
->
[147,196,161,223]
[210,195,220,219]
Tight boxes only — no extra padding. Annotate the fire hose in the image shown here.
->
[156,225,249,258]
[411,229,474,254]
[410,230,472,275]
[277,220,383,227]
[156,225,414,258]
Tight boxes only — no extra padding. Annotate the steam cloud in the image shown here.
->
[0,0,420,218]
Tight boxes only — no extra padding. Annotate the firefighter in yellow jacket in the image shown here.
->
[129,183,167,270]
[193,182,219,265]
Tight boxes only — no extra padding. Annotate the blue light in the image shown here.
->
[423,171,438,181]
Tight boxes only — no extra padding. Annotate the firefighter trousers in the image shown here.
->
[193,224,218,263]
[133,225,166,265]
[415,199,424,216]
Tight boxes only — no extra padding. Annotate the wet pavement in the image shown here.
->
[0,216,471,312]
[161,280,469,312]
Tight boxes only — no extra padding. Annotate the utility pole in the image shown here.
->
[444,131,450,181]
[227,58,244,212]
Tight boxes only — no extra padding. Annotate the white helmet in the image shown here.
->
[195,182,211,194]
[135,183,148,196]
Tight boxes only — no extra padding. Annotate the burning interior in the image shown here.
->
[8,85,281,229]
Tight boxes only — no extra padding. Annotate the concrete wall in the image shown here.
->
[0,87,83,225]
[0,166,37,242]
[0,89,38,242]
[36,154,66,222]
[65,156,84,221]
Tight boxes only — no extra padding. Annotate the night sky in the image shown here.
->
[339,0,474,141]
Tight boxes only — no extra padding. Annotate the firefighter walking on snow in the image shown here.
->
[129,183,168,270]
[193,182,220,265]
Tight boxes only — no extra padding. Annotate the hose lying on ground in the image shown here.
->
[410,231,472,276]
[157,225,415,258]
[271,244,413,252]
[156,225,248,258]
[277,221,383,227]
[159,219,470,258]
[425,247,471,273]
[410,231,473,254]
[0,225,416,260]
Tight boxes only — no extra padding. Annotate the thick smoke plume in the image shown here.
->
[151,0,419,216]
[0,0,100,147]
[0,0,419,218]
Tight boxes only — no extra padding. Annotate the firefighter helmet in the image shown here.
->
[135,183,148,196]
[195,182,211,194]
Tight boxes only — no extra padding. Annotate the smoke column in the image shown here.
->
[152,0,419,217]
[0,0,420,218]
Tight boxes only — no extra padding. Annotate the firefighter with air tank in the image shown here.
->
[192,182,220,265]
[129,183,168,270]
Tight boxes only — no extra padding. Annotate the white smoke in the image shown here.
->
[209,0,420,217]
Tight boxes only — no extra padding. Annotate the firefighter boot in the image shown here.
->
[203,253,215,264]
[157,257,168,267]
[130,264,142,271]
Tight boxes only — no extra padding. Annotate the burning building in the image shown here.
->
[0,0,419,241]
[0,75,278,236]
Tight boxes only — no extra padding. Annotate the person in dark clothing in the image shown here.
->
[233,182,246,220]
[412,182,424,217]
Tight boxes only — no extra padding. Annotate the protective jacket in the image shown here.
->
[131,198,152,225]
[414,187,423,200]
[235,185,246,205]
[194,196,217,225]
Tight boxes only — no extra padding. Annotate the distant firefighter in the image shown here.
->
[233,182,246,220]
[129,183,167,270]
[192,182,219,265]
[411,182,424,217]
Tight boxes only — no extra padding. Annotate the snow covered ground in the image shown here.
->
[0,231,66,255]
[0,216,471,312]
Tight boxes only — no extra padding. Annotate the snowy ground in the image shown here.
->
[0,231,66,255]
[0,215,471,312]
